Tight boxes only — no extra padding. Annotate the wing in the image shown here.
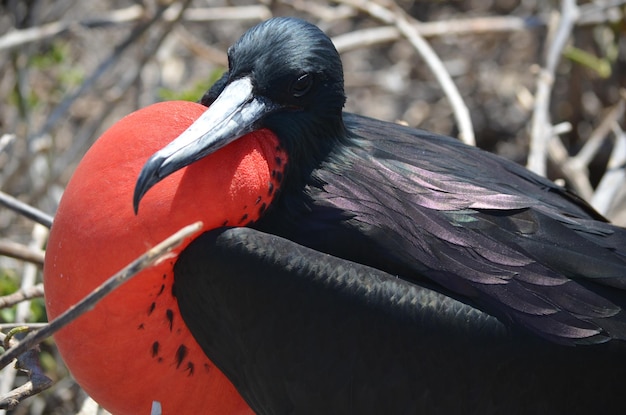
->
[175,227,626,415]
[254,113,626,345]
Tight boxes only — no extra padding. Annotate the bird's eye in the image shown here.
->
[290,73,313,98]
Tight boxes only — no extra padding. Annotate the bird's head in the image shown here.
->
[134,17,347,212]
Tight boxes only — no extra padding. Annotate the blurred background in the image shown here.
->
[0,0,625,413]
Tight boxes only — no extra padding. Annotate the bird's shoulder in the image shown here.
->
[339,113,601,219]
[291,112,626,345]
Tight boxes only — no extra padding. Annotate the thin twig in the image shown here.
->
[0,330,51,410]
[549,97,625,199]
[0,5,144,51]
[333,16,539,53]
[568,97,625,170]
[0,284,45,310]
[178,6,272,22]
[0,221,203,371]
[592,124,626,215]
[332,3,625,53]
[527,0,580,176]
[0,240,45,266]
[0,335,52,410]
[549,135,594,200]
[282,0,356,21]
[0,331,52,410]
[16,225,47,322]
[336,0,475,145]
[2,1,623,53]
[0,223,49,410]
[0,324,47,331]
[173,25,229,67]
[0,191,53,228]
[0,5,273,53]
[333,26,401,53]
[547,121,596,199]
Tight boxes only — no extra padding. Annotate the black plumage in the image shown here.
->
[254,113,626,345]
[135,17,626,414]
[177,227,625,414]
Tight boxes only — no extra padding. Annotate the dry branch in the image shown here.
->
[336,0,475,145]
[332,1,626,53]
[0,5,145,52]
[0,5,272,53]
[179,6,272,22]
[0,331,52,410]
[569,98,625,171]
[0,240,45,267]
[527,0,579,176]
[592,124,626,215]
[0,191,53,228]
[0,284,44,310]
[0,324,46,331]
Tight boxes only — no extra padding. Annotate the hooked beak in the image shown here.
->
[133,77,279,214]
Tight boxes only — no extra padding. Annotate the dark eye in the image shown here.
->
[290,73,313,98]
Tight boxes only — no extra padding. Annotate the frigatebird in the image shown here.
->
[44,16,626,415]
[133,17,626,414]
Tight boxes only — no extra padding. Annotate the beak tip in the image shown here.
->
[133,159,160,216]
[132,194,141,216]
[132,183,146,216]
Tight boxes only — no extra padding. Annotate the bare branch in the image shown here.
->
[0,240,45,266]
[568,98,625,169]
[547,96,626,201]
[332,2,625,53]
[3,1,623,54]
[527,0,580,176]
[0,191,53,228]
[332,15,537,54]
[0,358,52,409]
[0,332,52,410]
[282,0,356,21]
[592,124,626,215]
[15,225,48,324]
[0,284,44,310]
[335,0,475,145]
[0,5,144,52]
[178,6,272,22]
[0,5,273,53]
[0,324,46,331]
[333,26,400,53]
[549,135,594,200]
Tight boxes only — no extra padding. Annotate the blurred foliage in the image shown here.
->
[0,0,624,413]
[158,68,224,101]
[0,271,19,323]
